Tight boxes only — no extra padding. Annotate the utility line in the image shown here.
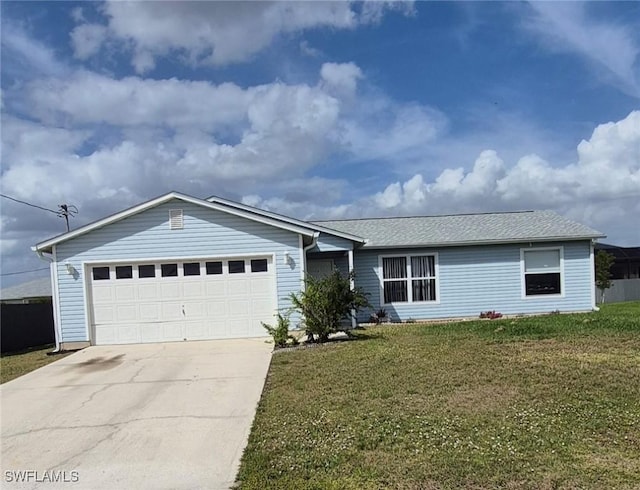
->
[1,267,49,276]
[0,193,78,231]
[0,193,60,215]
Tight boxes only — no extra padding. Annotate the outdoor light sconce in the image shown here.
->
[65,262,76,275]
[283,251,291,265]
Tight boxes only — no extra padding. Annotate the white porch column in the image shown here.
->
[348,249,356,329]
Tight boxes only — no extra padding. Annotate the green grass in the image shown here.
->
[0,344,70,384]
[237,303,640,489]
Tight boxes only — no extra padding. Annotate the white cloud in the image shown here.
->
[524,2,640,98]
[320,62,363,99]
[71,1,412,73]
[246,110,640,245]
[70,23,107,60]
[26,72,251,129]
[0,24,69,79]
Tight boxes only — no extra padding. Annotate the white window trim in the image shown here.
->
[520,246,565,299]
[378,253,440,305]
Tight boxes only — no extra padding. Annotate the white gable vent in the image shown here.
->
[169,209,184,230]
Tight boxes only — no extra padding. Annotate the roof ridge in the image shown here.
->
[313,210,537,223]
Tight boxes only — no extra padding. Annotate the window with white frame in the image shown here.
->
[382,255,437,303]
[522,248,562,296]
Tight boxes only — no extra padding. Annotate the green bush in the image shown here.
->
[262,313,298,348]
[290,270,370,343]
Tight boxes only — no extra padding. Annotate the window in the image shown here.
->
[382,257,407,303]
[411,256,436,301]
[228,260,245,274]
[206,261,223,275]
[183,262,201,276]
[382,254,437,303]
[138,265,155,278]
[161,263,178,277]
[522,248,562,296]
[251,259,268,273]
[92,267,110,280]
[115,265,133,279]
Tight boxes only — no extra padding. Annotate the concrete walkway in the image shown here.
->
[1,338,273,489]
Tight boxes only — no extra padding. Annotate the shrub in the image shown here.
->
[480,310,503,319]
[262,313,298,348]
[290,270,371,343]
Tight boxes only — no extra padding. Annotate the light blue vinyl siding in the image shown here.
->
[354,241,593,322]
[312,233,354,252]
[55,200,303,342]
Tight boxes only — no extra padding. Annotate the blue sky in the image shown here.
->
[1,1,639,286]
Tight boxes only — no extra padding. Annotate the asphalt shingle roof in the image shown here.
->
[0,277,52,301]
[313,210,604,248]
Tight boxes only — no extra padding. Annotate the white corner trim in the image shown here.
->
[589,241,596,308]
[51,246,63,348]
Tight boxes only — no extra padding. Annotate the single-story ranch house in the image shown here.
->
[34,192,604,350]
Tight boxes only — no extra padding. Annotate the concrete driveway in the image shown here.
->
[1,338,272,489]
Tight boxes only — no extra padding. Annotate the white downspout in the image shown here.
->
[590,240,599,311]
[348,248,357,329]
[301,232,319,291]
[35,249,62,353]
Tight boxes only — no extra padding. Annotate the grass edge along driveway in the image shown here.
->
[1,345,70,384]
[237,302,640,489]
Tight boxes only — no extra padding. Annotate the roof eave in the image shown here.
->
[207,195,366,244]
[34,191,317,252]
[362,235,606,249]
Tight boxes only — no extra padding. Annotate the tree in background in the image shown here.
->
[595,250,615,304]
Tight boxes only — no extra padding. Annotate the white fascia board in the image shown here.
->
[207,195,366,244]
[34,191,316,252]
[361,235,606,250]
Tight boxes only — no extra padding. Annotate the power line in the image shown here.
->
[1,267,49,277]
[0,193,79,231]
[0,193,59,215]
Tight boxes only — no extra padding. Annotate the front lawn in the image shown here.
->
[237,303,640,489]
[0,344,70,384]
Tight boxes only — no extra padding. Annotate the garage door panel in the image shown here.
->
[227,279,249,295]
[117,325,141,344]
[250,298,274,316]
[94,325,116,344]
[160,282,181,300]
[162,323,183,341]
[229,317,254,336]
[115,285,136,301]
[184,321,207,340]
[92,286,114,303]
[206,300,227,316]
[90,256,275,345]
[228,299,250,316]
[183,281,204,298]
[205,281,226,296]
[115,304,137,322]
[159,302,181,319]
[140,324,161,343]
[139,303,160,320]
[93,306,114,323]
[138,283,159,300]
[250,277,272,293]
[183,302,205,319]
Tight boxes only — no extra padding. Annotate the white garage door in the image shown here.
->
[88,257,276,345]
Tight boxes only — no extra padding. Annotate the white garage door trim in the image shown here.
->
[82,253,277,345]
